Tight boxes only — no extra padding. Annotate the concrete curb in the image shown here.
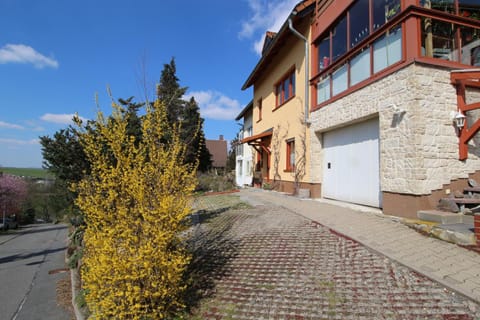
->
[71,268,85,320]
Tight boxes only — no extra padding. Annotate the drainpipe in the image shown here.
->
[288,16,309,124]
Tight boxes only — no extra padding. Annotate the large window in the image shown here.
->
[350,0,370,48]
[275,69,295,107]
[421,18,458,61]
[420,0,480,20]
[420,0,455,15]
[461,26,480,66]
[317,76,331,104]
[373,25,402,72]
[373,0,401,31]
[332,15,348,63]
[318,36,331,71]
[459,0,480,21]
[332,64,348,96]
[350,47,371,85]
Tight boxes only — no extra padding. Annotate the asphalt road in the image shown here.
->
[0,223,73,320]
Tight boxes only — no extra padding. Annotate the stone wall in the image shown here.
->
[309,62,480,198]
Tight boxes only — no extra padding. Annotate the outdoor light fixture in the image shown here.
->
[454,111,466,130]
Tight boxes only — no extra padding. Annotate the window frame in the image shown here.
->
[257,98,263,122]
[274,67,296,109]
[285,138,295,172]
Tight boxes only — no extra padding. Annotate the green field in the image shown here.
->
[0,167,54,179]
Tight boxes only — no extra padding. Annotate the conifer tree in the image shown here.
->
[156,58,211,171]
[181,97,212,172]
[156,58,187,124]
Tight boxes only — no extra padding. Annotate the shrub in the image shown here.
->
[73,100,196,319]
[196,171,236,193]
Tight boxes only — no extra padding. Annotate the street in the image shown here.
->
[0,223,73,320]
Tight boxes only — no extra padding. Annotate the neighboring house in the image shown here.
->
[205,135,228,170]
[235,101,254,187]
[241,0,480,219]
[241,0,317,196]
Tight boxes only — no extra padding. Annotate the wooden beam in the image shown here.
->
[462,102,480,112]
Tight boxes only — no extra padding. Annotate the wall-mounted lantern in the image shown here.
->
[454,111,466,131]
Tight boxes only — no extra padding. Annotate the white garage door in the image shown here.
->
[323,118,381,207]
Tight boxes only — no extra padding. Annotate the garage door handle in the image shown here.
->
[328,162,331,169]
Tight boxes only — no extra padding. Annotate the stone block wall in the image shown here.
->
[309,62,480,201]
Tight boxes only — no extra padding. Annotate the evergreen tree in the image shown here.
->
[40,126,90,184]
[156,58,211,171]
[226,137,238,171]
[156,58,187,124]
[181,97,212,172]
[118,96,144,145]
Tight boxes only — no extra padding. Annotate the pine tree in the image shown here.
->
[117,96,144,145]
[181,97,212,172]
[156,58,211,171]
[156,58,187,124]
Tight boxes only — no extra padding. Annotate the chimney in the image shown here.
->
[219,135,224,140]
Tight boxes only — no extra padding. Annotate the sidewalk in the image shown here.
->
[237,188,480,304]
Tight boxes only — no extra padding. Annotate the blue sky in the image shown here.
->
[0,0,298,168]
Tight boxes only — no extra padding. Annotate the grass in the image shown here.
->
[0,167,53,179]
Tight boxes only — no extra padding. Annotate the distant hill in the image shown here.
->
[0,167,54,179]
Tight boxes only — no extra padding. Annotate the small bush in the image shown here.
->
[196,171,236,193]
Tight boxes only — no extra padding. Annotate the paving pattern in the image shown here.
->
[187,194,480,319]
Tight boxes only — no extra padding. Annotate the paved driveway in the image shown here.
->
[187,192,480,319]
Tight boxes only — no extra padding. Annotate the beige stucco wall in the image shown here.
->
[252,19,312,183]
[310,63,480,196]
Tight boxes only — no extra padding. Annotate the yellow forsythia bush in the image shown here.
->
[73,100,197,319]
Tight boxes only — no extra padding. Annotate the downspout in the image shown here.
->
[288,16,310,124]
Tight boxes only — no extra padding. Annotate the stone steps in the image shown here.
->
[417,210,473,225]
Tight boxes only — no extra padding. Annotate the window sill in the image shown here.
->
[273,95,295,112]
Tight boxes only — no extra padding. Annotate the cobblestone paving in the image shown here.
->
[187,195,480,319]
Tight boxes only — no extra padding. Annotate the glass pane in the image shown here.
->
[421,18,457,62]
[350,47,371,86]
[374,34,388,72]
[350,0,370,48]
[373,0,401,31]
[291,73,296,96]
[283,79,288,102]
[332,64,348,96]
[332,15,347,62]
[317,77,330,104]
[420,0,454,14]
[459,0,480,21]
[318,35,331,71]
[374,26,403,73]
[460,26,480,66]
[387,25,402,65]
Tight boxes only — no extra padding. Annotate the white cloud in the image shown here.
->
[185,91,242,121]
[239,0,298,55]
[0,138,38,145]
[0,120,24,130]
[40,113,86,125]
[0,44,59,69]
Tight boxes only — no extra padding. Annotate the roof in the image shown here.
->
[235,100,253,121]
[241,128,273,144]
[205,138,228,168]
[241,0,315,90]
[262,31,277,55]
